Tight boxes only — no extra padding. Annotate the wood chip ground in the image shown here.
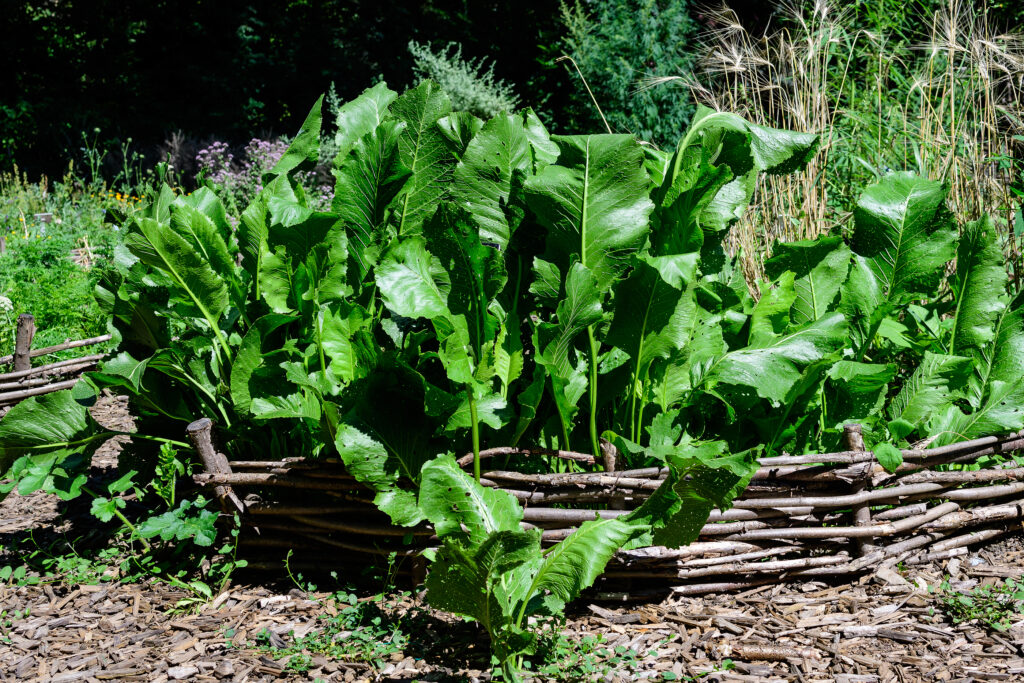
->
[3,396,1024,682]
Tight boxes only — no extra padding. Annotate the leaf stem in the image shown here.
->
[316,309,328,378]
[469,389,481,483]
[853,316,883,363]
[586,325,600,460]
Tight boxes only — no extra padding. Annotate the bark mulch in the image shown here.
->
[3,396,1024,682]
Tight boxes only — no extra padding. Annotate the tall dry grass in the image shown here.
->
[651,0,1024,286]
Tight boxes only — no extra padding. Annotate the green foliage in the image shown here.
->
[0,169,126,353]
[559,0,698,147]
[7,80,1024,680]
[530,629,664,681]
[251,593,410,670]
[937,576,1024,632]
[419,451,753,680]
[408,41,519,119]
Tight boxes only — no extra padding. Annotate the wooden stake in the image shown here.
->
[13,314,35,372]
[845,423,875,555]
[186,418,245,515]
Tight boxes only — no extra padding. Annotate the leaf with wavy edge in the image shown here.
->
[949,215,1008,403]
[269,95,323,177]
[333,82,398,158]
[0,391,110,501]
[375,237,451,320]
[452,113,532,250]
[332,119,410,282]
[887,352,971,438]
[704,312,848,404]
[764,235,851,326]
[392,81,454,236]
[930,290,1024,445]
[419,454,523,544]
[524,134,653,293]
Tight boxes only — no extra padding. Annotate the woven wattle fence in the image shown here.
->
[188,419,1024,596]
[0,313,111,407]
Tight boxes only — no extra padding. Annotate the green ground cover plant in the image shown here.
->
[3,80,1024,679]
[936,576,1024,631]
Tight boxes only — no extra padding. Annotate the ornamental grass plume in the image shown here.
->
[645,0,1024,290]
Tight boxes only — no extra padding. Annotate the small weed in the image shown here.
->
[935,576,1024,631]
[528,627,662,681]
[248,591,411,671]
[0,608,27,644]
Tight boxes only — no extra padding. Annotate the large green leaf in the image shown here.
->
[887,352,972,439]
[332,119,410,281]
[748,272,798,346]
[764,235,851,325]
[849,173,956,300]
[652,107,819,259]
[524,134,654,292]
[950,215,1008,388]
[333,423,422,526]
[606,255,697,436]
[844,173,956,353]
[178,186,233,242]
[319,303,377,384]
[392,80,454,236]
[527,517,637,613]
[535,263,603,380]
[334,361,442,524]
[269,95,323,177]
[230,314,297,413]
[170,203,237,287]
[522,108,558,170]
[419,454,523,544]
[257,203,344,314]
[930,291,1024,444]
[631,441,757,549]
[606,255,696,375]
[705,312,848,404]
[333,82,398,158]
[424,204,507,358]
[452,113,532,250]
[237,176,300,296]
[125,217,229,331]
[0,391,110,501]
[375,237,451,320]
[437,112,485,158]
[825,361,895,427]
[425,530,540,635]
[648,297,727,411]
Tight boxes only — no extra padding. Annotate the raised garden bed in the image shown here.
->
[189,420,1024,595]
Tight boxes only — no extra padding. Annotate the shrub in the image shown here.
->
[559,0,698,147]
[406,40,519,119]
[194,137,333,214]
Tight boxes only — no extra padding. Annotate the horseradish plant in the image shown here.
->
[3,80,1024,678]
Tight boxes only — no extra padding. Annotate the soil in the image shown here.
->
[2,396,1024,682]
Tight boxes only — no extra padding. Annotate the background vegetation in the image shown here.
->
[2,0,1023,347]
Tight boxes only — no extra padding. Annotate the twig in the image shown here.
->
[0,333,111,366]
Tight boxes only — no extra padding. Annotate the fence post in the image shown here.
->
[186,418,246,515]
[14,313,35,372]
[844,423,875,555]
